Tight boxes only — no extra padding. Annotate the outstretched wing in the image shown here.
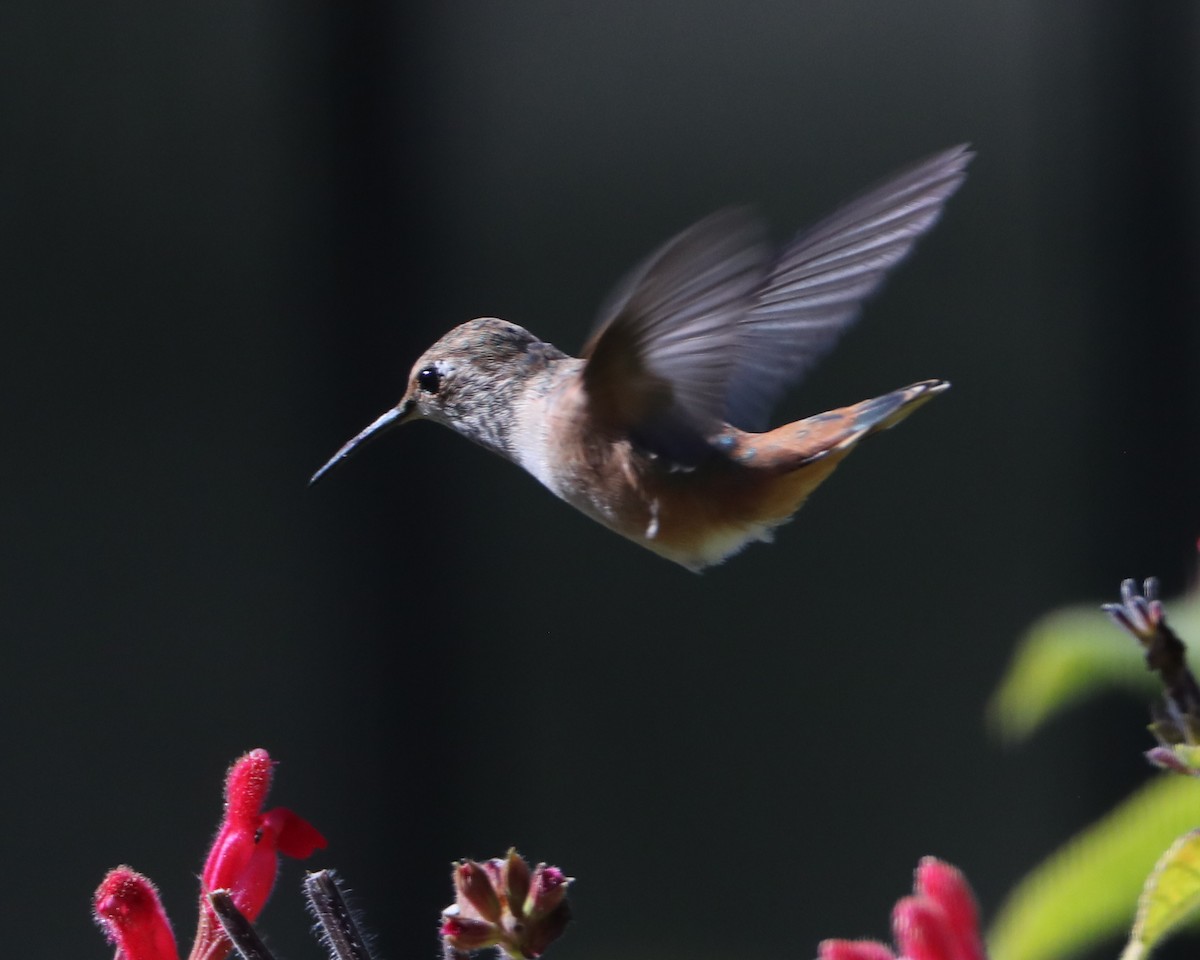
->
[581,145,972,461]
[581,208,769,464]
[724,144,973,430]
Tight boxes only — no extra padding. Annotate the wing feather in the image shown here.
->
[579,145,973,460]
[582,208,769,463]
[726,144,973,429]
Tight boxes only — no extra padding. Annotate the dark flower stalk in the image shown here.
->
[1104,577,1200,756]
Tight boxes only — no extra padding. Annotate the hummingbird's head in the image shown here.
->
[401,317,560,429]
[309,318,567,485]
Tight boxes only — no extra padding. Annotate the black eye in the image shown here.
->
[417,366,442,394]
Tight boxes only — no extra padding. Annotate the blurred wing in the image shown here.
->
[724,144,973,431]
[582,208,769,464]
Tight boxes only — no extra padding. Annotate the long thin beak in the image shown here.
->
[309,404,409,486]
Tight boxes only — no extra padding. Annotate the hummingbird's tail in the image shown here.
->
[691,378,949,560]
[825,378,950,452]
[636,380,948,571]
[733,379,949,472]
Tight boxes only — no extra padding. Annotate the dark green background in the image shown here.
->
[5,3,1199,960]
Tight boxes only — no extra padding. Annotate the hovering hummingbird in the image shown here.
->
[312,145,970,570]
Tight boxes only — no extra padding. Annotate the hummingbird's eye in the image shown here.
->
[417,366,442,394]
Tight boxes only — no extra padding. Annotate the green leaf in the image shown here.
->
[988,592,1200,743]
[987,775,1200,960]
[988,607,1150,742]
[1122,829,1200,960]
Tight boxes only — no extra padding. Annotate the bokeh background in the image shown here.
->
[6,3,1200,959]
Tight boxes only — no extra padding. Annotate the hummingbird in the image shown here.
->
[312,145,970,571]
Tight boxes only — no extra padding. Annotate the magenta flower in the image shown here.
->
[819,858,987,960]
[92,749,326,960]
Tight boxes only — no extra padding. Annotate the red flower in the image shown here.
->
[94,867,179,960]
[92,749,325,960]
[200,749,326,919]
[190,749,326,960]
[819,858,987,960]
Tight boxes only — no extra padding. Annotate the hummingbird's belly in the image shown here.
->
[509,382,848,570]
[540,447,843,571]
[623,468,821,570]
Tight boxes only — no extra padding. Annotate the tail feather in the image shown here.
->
[731,379,949,470]
[829,378,949,452]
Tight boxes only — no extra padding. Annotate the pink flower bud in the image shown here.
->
[441,913,502,951]
[455,861,503,923]
[94,867,180,960]
[521,901,572,958]
[502,849,532,917]
[524,864,570,919]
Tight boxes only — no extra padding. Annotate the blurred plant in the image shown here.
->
[988,579,1200,743]
[819,857,987,960]
[988,578,1200,960]
[93,749,326,960]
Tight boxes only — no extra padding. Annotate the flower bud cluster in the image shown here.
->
[441,849,572,959]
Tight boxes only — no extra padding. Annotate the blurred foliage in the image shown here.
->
[987,583,1200,960]
[987,774,1199,960]
[988,588,1200,743]
[1122,829,1200,960]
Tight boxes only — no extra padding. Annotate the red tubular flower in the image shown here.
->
[818,858,987,960]
[92,749,325,960]
[94,867,180,960]
[190,749,326,960]
[199,749,326,920]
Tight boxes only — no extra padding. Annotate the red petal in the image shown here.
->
[272,807,327,859]
[893,896,957,960]
[224,750,274,825]
[200,822,258,898]
[914,859,986,960]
